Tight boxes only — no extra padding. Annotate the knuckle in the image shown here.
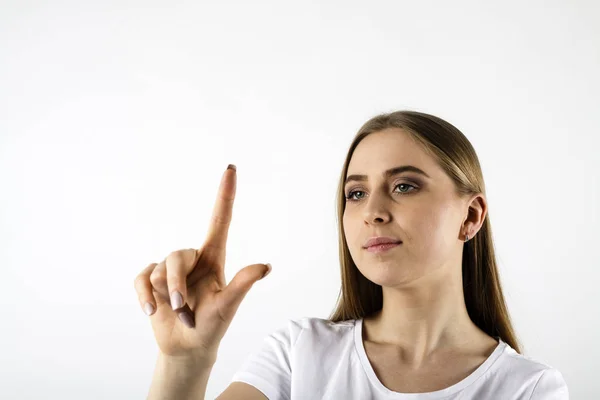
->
[149,269,165,286]
[167,248,196,268]
[134,263,157,288]
[220,200,234,211]
[167,250,178,259]
[167,272,185,286]
[134,276,147,292]
[168,249,187,261]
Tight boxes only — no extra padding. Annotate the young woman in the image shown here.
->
[136,111,569,399]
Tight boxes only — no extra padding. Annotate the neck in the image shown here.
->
[363,261,488,367]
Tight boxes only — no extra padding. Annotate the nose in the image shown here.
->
[363,193,392,224]
[365,212,389,225]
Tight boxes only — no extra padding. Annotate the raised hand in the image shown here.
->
[133,164,271,362]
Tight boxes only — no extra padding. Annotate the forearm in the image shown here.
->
[147,352,216,400]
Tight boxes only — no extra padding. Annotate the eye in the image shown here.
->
[345,183,418,202]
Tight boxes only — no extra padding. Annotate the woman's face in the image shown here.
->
[342,128,476,287]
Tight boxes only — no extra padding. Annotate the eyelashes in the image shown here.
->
[345,183,418,202]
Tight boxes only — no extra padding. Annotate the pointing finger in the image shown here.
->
[203,164,236,266]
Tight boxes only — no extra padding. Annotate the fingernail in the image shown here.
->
[179,312,195,328]
[144,302,155,316]
[262,263,272,279]
[227,164,236,171]
[171,291,183,310]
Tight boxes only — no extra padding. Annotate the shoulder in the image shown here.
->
[269,316,356,347]
[291,316,355,331]
[494,343,569,399]
[528,367,569,399]
[292,316,355,333]
[500,343,563,375]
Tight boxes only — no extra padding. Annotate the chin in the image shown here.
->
[357,263,416,287]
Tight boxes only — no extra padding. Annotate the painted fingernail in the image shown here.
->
[144,302,155,316]
[179,312,195,328]
[262,263,272,279]
[227,164,236,171]
[171,291,183,310]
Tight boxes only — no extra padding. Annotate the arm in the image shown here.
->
[147,352,216,400]
[529,368,569,400]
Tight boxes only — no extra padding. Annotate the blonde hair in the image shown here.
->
[327,110,522,354]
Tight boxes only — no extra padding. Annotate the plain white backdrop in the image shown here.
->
[1,0,598,398]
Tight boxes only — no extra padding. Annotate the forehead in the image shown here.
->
[347,128,438,176]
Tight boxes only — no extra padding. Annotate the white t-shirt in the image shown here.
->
[230,317,569,399]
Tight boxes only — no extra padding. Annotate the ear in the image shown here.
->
[462,193,487,240]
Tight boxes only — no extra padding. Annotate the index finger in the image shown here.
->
[204,164,237,251]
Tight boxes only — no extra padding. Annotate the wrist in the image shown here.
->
[149,351,216,400]
[158,350,218,369]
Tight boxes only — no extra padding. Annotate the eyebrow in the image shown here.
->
[345,165,431,186]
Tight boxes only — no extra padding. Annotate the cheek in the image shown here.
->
[399,203,439,235]
[342,212,364,258]
[342,213,356,242]
[414,205,458,252]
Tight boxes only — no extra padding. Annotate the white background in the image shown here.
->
[1,1,598,399]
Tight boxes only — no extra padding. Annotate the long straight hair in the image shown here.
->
[327,110,522,354]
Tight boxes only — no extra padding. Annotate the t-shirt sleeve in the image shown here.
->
[229,319,303,400]
[529,368,570,400]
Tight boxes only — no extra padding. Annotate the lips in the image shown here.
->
[363,236,402,248]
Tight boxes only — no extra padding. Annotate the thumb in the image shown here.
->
[219,263,271,317]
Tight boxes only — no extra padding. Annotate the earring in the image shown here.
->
[465,233,470,242]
